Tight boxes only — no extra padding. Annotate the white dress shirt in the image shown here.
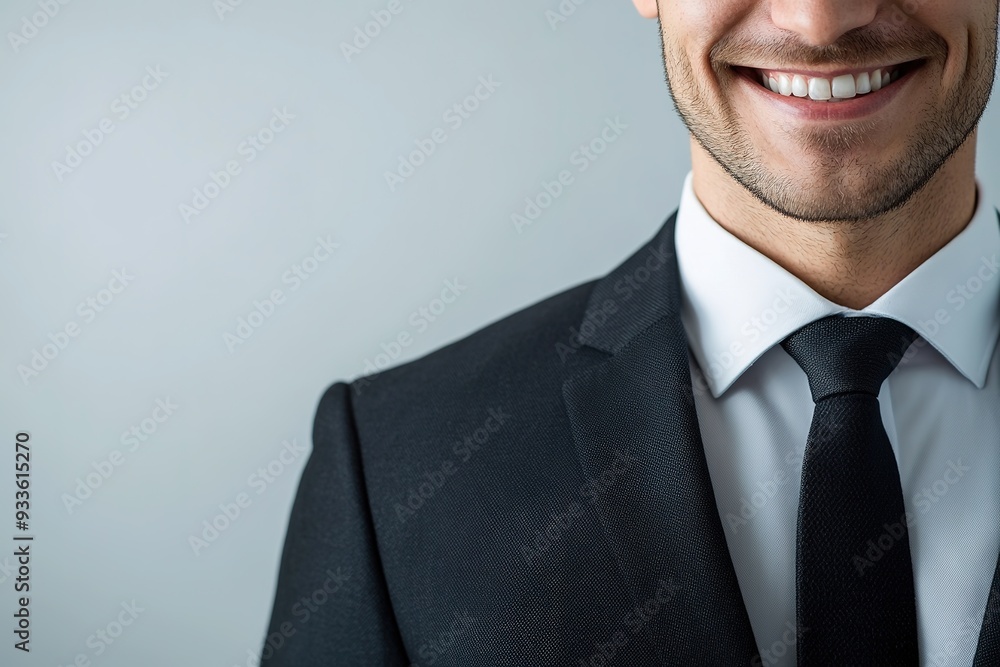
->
[675,172,1000,666]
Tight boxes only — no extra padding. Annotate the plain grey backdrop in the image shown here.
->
[0,0,997,665]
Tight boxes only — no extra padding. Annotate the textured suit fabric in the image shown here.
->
[260,213,1000,666]
[260,383,408,664]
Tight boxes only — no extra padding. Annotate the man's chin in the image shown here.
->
[744,177,914,223]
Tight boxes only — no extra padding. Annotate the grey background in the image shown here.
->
[0,0,996,665]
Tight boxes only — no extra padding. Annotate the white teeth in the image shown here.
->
[832,74,856,99]
[777,74,792,96]
[808,77,832,100]
[791,75,808,97]
[856,72,871,94]
[757,66,902,100]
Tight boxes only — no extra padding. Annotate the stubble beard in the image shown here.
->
[658,19,997,223]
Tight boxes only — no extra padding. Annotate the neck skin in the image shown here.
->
[690,133,979,310]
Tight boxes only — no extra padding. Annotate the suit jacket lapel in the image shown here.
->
[973,556,1000,665]
[562,213,759,664]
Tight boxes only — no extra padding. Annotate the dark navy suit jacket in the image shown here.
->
[260,213,1000,666]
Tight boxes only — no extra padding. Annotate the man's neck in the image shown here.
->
[690,136,980,310]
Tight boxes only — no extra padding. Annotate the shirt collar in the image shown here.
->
[675,172,1000,398]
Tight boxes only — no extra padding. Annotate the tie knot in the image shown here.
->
[780,315,918,402]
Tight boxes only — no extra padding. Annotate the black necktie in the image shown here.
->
[781,315,920,665]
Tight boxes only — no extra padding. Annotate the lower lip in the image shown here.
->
[734,65,919,122]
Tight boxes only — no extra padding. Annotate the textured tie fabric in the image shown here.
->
[781,315,920,665]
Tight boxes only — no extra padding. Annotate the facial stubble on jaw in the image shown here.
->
[655,12,998,223]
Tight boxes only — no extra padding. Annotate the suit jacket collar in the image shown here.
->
[572,215,680,356]
[562,213,760,664]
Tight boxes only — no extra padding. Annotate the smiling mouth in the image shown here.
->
[738,60,924,102]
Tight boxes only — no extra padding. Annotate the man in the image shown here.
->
[262,0,1000,664]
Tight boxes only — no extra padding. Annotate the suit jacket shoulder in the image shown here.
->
[348,277,606,461]
[262,214,760,666]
